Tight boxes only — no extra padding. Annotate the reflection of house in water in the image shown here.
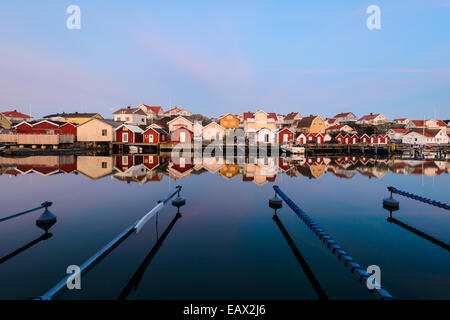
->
[202,157,225,173]
[168,156,193,180]
[243,156,278,185]
[219,164,240,179]
[113,155,166,184]
[77,156,114,180]
[391,160,447,176]
[0,155,77,177]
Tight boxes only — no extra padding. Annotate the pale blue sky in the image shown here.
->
[1,0,449,119]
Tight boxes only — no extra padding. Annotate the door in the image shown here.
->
[180,131,186,143]
[123,132,128,143]
[149,134,154,143]
[283,134,288,143]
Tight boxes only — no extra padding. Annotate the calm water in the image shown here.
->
[0,154,449,300]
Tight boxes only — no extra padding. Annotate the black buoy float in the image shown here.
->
[36,208,57,233]
[383,188,399,211]
[172,188,186,213]
[269,193,282,210]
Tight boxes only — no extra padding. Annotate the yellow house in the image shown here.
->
[295,115,325,134]
[244,110,277,134]
[43,112,103,124]
[219,113,240,129]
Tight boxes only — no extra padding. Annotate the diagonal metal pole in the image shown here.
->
[38,186,182,300]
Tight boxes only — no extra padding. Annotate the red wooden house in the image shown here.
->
[143,155,160,170]
[277,128,295,144]
[374,134,390,144]
[15,120,77,137]
[359,133,370,144]
[170,127,193,143]
[60,123,77,136]
[115,124,144,143]
[143,127,168,144]
[335,133,347,144]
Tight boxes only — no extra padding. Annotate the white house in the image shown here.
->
[113,107,147,126]
[137,104,165,120]
[356,113,389,125]
[402,128,448,145]
[256,128,276,144]
[165,107,192,117]
[334,112,357,123]
[387,129,409,142]
[167,116,194,133]
[202,122,225,141]
[77,118,121,142]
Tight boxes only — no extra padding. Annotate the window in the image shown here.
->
[46,130,54,135]
[102,129,107,136]
[101,162,107,168]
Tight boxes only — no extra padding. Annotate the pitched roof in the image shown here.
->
[411,120,447,127]
[358,113,382,121]
[87,118,121,128]
[267,112,277,120]
[389,129,409,133]
[243,112,254,120]
[243,111,277,121]
[406,128,444,138]
[327,124,351,131]
[116,124,144,133]
[167,115,193,125]
[296,115,319,128]
[334,112,353,118]
[113,107,144,115]
[43,112,100,118]
[393,118,408,121]
[144,127,168,135]
[2,111,32,118]
[284,112,301,120]
[140,105,163,114]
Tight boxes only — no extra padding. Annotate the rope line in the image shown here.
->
[273,185,396,300]
[388,186,449,210]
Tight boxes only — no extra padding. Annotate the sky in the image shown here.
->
[0,0,449,120]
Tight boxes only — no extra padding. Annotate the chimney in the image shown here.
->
[370,112,373,115]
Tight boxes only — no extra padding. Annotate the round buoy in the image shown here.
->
[383,197,399,211]
[36,209,57,232]
[269,196,282,209]
[172,197,186,207]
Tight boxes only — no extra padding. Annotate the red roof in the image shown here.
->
[327,124,349,131]
[267,112,277,120]
[2,111,32,118]
[327,119,337,124]
[141,105,163,114]
[358,113,381,121]
[411,120,425,126]
[411,120,447,127]
[390,129,409,133]
[243,111,277,121]
[284,112,300,120]
[243,112,254,120]
[334,112,352,118]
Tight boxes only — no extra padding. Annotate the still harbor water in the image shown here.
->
[0,154,449,300]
